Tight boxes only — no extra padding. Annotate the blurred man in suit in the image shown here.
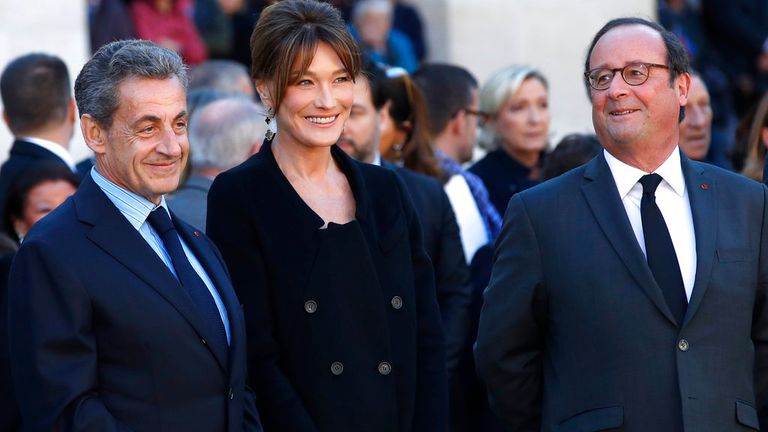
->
[8,39,262,432]
[476,17,768,431]
[0,53,78,217]
[168,97,265,230]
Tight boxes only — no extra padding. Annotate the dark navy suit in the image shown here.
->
[476,152,768,431]
[7,174,262,432]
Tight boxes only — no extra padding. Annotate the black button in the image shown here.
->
[678,339,689,352]
[391,296,403,309]
[378,362,392,375]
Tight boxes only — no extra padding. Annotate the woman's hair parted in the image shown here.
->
[250,0,361,110]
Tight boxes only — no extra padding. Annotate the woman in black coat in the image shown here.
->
[205,1,447,431]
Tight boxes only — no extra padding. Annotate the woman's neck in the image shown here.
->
[272,135,335,181]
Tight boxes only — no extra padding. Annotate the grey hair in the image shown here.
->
[74,39,188,128]
[352,0,393,22]
[189,60,252,94]
[478,65,548,150]
[189,97,266,170]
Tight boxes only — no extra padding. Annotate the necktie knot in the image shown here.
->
[147,208,175,235]
[639,173,663,196]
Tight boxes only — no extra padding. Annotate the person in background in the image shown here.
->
[678,71,713,161]
[733,90,768,182]
[350,0,418,72]
[130,0,208,65]
[470,65,551,216]
[194,0,244,58]
[168,97,265,230]
[206,1,447,431]
[541,133,601,180]
[391,0,427,62]
[88,0,136,53]
[0,163,79,432]
[0,53,78,221]
[189,59,255,98]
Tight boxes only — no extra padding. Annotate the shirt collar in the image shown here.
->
[20,136,76,171]
[90,167,169,231]
[604,147,686,199]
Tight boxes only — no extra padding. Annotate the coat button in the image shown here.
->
[304,300,318,314]
[678,339,689,352]
[330,361,344,375]
[391,296,403,310]
[227,388,234,400]
[378,361,392,375]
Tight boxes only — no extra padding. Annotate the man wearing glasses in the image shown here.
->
[475,17,768,431]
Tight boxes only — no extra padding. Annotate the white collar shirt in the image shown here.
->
[603,148,697,301]
[20,136,76,171]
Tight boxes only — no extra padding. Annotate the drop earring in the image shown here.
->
[265,106,276,141]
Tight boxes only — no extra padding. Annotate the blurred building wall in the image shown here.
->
[414,0,656,147]
[0,0,91,162]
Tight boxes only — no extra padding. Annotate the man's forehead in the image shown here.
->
[589,24,666,68]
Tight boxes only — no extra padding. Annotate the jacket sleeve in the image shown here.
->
[206,172,318,432]
[754,185,768,428]
[8,239,133,432]
[393,174,449,431]
[474,193,546,431]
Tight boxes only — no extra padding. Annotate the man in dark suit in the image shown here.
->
[338,62,472,385]
[475,18,768,431]
[7,40,262,432]
[0,53,78,217]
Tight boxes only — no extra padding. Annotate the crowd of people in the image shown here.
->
[2,0,768,431]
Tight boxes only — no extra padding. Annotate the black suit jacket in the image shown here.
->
[383,162,471,377]
[475,152,768,431]
[207,142,447,432]
[0,139,71,217]
[8,174,262,432]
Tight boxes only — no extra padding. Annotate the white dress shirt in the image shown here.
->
[604,148,697,301]
[21,136,77,171]
[444,173,488,263]
[91,167,231,342]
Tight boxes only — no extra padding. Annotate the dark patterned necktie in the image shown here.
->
[146,208,228,359]
[639,174,688,324]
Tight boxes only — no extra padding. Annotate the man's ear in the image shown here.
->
[378,101,392,131]
[2,110,10,131]
[450,111,466,137]
[80,114,107,155]
[761,126,768,150]
[676,72,691,107]
[67,97,76,125]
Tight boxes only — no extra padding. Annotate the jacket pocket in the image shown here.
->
[735,399,759,430]
[557,405,623,432]
[716,248,750,262]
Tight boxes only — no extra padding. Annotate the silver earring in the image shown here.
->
[265,106,276,141]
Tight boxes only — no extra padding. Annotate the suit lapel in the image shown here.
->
[75,176,228,371]
[581,154,678,326]
[681,157,716,327]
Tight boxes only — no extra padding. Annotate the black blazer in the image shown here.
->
[476,152,768,431]
[207,142,447,432]
[0,139,71,217]
[469,148,542,216]
[383,162,471,377]
[7,175,262,432]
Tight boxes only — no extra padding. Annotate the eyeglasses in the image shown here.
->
[460,108,490,125]
[584,62,669,90]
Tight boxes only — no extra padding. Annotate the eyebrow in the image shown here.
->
[130,110,187,129]
[292,69,349,79]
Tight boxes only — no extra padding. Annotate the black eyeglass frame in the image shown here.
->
[584,62,670,90]
[455,108,490,125]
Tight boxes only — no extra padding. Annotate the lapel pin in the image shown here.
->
[193,231,201,237]
[700,183,708,190]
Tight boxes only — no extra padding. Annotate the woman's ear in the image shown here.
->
[255,80,273,109]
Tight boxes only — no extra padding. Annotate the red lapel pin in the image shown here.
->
[700,183,708,190]
[193,231,201,237]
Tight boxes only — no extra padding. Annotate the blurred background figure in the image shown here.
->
[470,65,550,217]
[678,72,713,161]
[189,59,255,98]
[0,162,79,432]
[350,0,418,72]
[733,91,768,182]
[193,0,244,59]
[413,62,504,432]
[88,0,136,53]
[390,0,427,62]
[541,133,601,181]
[130,0,208,65]
[168,97,265,230]
[0,53,78,223]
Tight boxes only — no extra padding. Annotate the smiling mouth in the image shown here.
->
[306,115,338,124]
[610,109,638,116]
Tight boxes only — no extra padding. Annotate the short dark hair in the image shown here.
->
[584,17,690,121]
[0,53,71,135]
[413,63,478,138]
[3,162,80,242]
[250,0,360,110]
[74,39,188,129]
[541,134,601,180]
[360,55,387,109]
